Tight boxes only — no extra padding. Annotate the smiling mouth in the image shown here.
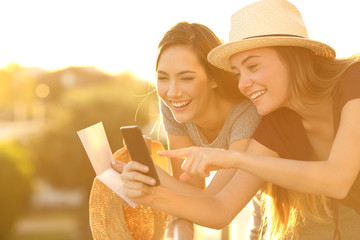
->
[249,90,267,100]
[171,100,192,108]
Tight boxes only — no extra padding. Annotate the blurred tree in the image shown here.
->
[0,63,20,120]
[29,75,158,236]
[31,78,157,190]
[0,63,20,106]
[0,63,47,121]
[0,141,33,238]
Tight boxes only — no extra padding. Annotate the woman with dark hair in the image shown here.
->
[114,21,261,239]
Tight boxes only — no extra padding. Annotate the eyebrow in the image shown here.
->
[157,70,168,75]
[241,55,260,65]
[157,70,196,76]
[231,55,260,71]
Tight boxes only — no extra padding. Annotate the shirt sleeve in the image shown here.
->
[336,62,360,110]
[332,63,360,131]
[159,99,187,136]
[229,101,261,144]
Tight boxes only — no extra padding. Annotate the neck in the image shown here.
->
[289,96,333,128]
[291,96,335,161]
[194,97,232,140]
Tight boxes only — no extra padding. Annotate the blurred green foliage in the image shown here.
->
[0,141,34,238]
[30,76,157,190]
[1,64,159,238]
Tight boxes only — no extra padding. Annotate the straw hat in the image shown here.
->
[89,141,170,240]
[208,0,336,72]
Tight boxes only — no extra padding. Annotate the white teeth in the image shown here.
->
[171,100,191,108]
[249,90,267,100]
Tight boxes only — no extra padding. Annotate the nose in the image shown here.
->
[237,73,253,93]
[167,80,181,98]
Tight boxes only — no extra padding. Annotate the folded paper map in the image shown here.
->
[77,122,137,207]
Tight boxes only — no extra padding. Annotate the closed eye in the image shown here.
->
[248,64,259,72]
[248,64,258,71]
[157,70,169,81]
[180,77,194,81]
[157,76,168,81]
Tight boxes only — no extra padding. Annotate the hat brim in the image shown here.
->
[89,178,134,240]
[208,37,336,72]
[89,178,168,240]
[89,142,170,240]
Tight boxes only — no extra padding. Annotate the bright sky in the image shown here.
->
[2,0,359,82]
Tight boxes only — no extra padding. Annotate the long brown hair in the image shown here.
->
[260,47,359,239]
[275,46,357,106]
[156,21,244,103]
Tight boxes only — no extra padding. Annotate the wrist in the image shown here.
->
[232,150,245,169]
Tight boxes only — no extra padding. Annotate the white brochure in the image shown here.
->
[77,122,137,207]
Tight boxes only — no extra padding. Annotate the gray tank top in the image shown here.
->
[160,99,261,149]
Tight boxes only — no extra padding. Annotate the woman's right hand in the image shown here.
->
[120,160,158,204]
[158,146,234,179]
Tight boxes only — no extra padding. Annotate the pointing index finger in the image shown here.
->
[157,148,190,159]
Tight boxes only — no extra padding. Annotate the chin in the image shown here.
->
[172,114,189,123]
[254,105,272,116]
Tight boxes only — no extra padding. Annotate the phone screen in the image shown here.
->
[120,125,160,186]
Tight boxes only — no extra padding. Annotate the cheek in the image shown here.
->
[191,83,204,97]
[156,81,166,99]
[156,81,167,96]
[274,75,290,101]
[193,79,212,97]
[271,62,290,97]
[176,81,201,99]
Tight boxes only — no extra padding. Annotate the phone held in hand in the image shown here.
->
[120,125,160,186]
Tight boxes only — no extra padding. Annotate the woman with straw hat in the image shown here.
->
[121,0,360,239]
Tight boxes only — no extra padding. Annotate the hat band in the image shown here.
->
[243,34,305,40]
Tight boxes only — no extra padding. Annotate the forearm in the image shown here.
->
[237,101,360,199]
[234,151,346,198]
[156,165,205,195]
[148,168,263,229]
[149,186,232,229]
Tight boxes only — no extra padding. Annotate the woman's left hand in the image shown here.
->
[120,160,158,204]
[158,147,235,179]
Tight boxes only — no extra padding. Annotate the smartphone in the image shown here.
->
[120,125,160,186]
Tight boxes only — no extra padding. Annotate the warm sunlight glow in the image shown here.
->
[35,84,50,99]
[2,0,359,83]
[2,1,359,239]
